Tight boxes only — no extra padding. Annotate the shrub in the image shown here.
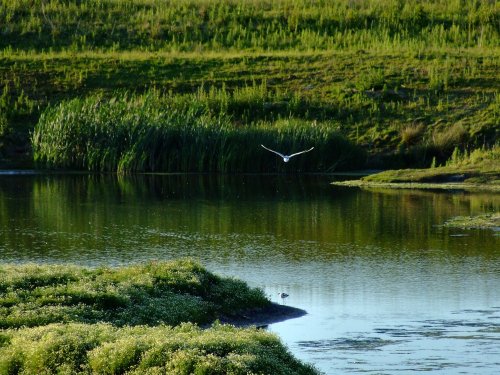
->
[431,123,468,154]
[0,323,318,375]
[0,259,269,329]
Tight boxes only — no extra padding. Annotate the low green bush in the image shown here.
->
[0,323,318,374]
[0,259,269,329]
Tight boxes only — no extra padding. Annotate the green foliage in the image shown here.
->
[361,144,499,184]
[0,260,317,373]
[446,144,500,168]
[0,323,318,374]
[1,0,499,52]
[32,90,364,172]
[400,123,425,146]
[430,123,468,155]
[0,259,269,329]
[1,0,499,168]
[430,156,437,168]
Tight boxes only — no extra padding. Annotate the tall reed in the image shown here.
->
[32,90,364,172]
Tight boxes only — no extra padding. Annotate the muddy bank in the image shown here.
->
[215,303,307,328]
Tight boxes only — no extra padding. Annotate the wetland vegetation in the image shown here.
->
[333,144,500,190]
[0,259,270,329]
[1,1,499,372]
[444,213,500,230]
[1,0,499,171]
[0,259,317,374]
[0,323,316,374]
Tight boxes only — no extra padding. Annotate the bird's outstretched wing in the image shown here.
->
[289,147,314,158]
[261,144,286,158]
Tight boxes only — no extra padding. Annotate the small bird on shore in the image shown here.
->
[261,144,314,163]
[278,292,289,300]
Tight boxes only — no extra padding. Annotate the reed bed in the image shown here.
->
[32,90,364,172]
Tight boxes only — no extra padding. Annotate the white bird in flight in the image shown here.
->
[261,144,314,162]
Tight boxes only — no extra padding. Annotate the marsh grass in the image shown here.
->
[0,259,269,329]
[32,90,364,172]
[0,323,318,374]
[400,123,425,146]
[430,123,469,155]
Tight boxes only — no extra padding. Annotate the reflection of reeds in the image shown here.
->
[32,91,364,172]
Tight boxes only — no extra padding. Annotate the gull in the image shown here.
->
[261,144,314,163]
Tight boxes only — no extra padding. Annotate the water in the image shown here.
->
[1,173,499,374]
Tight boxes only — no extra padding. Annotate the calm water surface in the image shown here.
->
[1,173,499,374]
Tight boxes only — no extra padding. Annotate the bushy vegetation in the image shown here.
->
[32,89,363,172]
[0,323,317,374]
[1,0,499,169]
[0,259,269,328]
[0,260,318,373]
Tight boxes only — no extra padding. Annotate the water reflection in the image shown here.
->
[0,173,499,374]
[1,174,498,263]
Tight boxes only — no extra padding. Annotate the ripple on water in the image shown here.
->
[297,337,396,353]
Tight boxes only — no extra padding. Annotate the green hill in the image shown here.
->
[1,0,499,170]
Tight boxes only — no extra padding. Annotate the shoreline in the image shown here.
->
[332,179,500,192]
[215,303,307,328]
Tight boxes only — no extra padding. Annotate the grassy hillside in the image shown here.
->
[1,0,499,170]
[2,0,498,52]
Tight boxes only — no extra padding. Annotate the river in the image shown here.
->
[0,173,499,374]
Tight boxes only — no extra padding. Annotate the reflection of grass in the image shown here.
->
[444,213,500,230]
[332,180,500,192]
[0,323,318,374]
